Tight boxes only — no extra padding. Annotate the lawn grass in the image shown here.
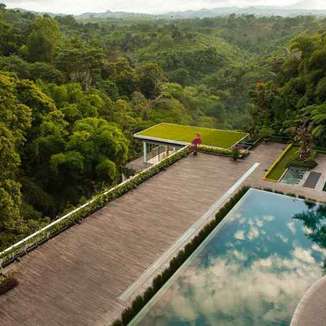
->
[136,123,248,149]
[265,145,299,181]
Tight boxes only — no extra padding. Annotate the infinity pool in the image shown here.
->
[130,189,326,326]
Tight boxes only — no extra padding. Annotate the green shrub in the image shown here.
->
[231,147,241,161]
[198,145,232,156]
[0,274,18,295]
[288,150,318,169]
[197,144,249,159]
[288,159,318,169]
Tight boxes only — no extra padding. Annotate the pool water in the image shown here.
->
[130,189,326,326]
[281,167,306,185]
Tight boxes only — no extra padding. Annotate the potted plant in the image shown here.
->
[231,145,241,161]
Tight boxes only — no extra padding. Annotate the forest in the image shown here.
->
[0,3,326,249]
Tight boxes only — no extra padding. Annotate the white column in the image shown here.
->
[143,141,147,163]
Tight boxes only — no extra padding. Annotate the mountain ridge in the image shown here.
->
[12,5,326,19]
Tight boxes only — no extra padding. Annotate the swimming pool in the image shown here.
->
[281,166,306,185]
[130,189,326,326]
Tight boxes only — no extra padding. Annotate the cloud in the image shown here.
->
[141,250,322,324]
[2,0,326,14]
[234,230,245,240]
[288,221,297,234]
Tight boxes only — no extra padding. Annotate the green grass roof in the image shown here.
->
[135,123,248,149]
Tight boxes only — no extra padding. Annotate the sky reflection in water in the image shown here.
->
[131,189,326,326]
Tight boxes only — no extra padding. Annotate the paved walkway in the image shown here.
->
[0,144,284,326]
[248,149,326,204]
[291,276,326,326]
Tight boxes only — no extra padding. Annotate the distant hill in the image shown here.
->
[288,0,325,10]
[77,10,152,20]
[11,5,326,20]
[75,6,326,20]
[162,6,326,19]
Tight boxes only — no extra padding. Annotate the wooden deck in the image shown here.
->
[0,144,285,326]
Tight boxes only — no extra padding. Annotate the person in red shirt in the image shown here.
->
[191,133,202,156]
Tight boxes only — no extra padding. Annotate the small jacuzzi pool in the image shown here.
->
[281,166,306,185]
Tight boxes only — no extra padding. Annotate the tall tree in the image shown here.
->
[27,16,60,63]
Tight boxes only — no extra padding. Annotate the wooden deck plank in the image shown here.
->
[0,145,284,326]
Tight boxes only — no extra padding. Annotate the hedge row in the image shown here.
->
[0,274,18,295]
[198,144,233,156]
[111,186,249,326]
[198,145,249,159]
[0,146,191,267]
[288,150,318,169]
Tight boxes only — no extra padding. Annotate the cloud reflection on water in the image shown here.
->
[135,190,326,326]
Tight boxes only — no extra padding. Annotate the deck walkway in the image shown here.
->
[0,144,284,326]
[291,276,326,326]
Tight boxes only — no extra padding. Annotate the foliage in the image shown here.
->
[198,145,232,156]
[0,146,189,263]
[0,273,18,295]
[295,120,314,160]
[0,5,325,248]
[289,158,318,170]
[251,31,326,146]
[27,16,61,63]
[231,146,241,161]
[288,150,318,169]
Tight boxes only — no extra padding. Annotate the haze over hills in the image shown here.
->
[11,5,326,19]
[289,0,325,10]
[76,6,326,19]
[161,6,326,19]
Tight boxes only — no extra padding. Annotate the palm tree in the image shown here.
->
[306,103,326,139]
[295,119,313,160]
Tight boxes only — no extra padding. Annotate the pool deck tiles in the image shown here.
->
[291,276,326,326]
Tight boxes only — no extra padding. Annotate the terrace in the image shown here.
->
[264,144,326,192]
[133,123,248,165]
[0,124,325,326]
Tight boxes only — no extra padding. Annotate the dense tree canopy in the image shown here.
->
[0,4,325,248]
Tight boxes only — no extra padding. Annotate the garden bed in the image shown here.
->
[265,145,318,181]
[265,144,298,181]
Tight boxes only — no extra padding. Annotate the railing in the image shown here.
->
[0,146,190,268]
[146,144,170,161]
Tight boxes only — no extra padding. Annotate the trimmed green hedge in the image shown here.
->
[198,144,232,156]
[112,187,249,326]
[288,159,318,169]
[288,150,318,169]
[0,146,191,267]
[198,145,249,159]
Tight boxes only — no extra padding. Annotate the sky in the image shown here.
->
[2,0,326,14]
